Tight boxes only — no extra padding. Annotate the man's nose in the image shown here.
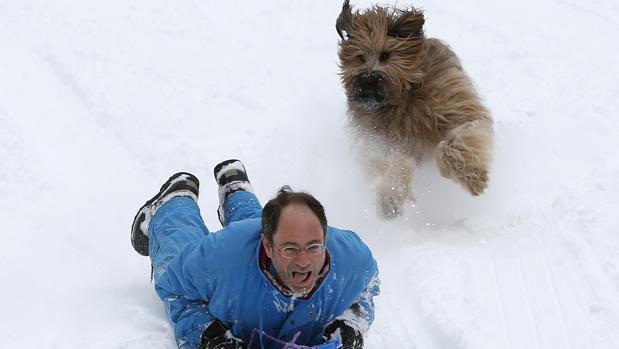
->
[293,252,312,267]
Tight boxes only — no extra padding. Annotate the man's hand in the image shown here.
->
[201,336,244,349]
[323,319,364,349]
[200,319,245,349]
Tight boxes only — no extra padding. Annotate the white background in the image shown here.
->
[1,0,618,348]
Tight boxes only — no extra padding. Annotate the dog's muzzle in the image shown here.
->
[351,71,386,110]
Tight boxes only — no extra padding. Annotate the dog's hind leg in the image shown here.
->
[435,119,493,195]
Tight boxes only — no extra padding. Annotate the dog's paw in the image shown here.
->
[436,137,490,196]
[380,195,401,219]
[462,167,489,195]
[377,187,408,219]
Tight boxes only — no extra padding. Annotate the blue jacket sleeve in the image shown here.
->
[325,228,380,334]
[153,243,218,349]
[340,265,380,334]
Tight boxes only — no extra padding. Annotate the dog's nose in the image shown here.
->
[361,77,378,91]
[358,72,384,103]
[360,72,381,90]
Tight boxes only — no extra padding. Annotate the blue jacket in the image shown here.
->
[149,194,379,349]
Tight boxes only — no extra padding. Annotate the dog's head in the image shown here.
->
[336,1,426,111]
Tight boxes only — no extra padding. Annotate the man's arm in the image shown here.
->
[346,270,381,332]
[153,244,245,349]
[155,286,214,349]
[324,268,380,348]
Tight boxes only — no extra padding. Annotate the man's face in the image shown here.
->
[262,203,327,294]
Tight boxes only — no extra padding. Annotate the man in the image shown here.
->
[130,159,379,349]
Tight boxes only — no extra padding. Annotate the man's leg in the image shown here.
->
[132,179,219,348]
[131,172,200,256]
[148,196,210,278]
[214,159,262,226]
[220,190,262,226]
[130,172,210,280]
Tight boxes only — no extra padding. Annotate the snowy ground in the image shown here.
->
[1,0,619,348]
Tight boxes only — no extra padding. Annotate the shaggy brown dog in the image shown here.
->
[336,1,493,218]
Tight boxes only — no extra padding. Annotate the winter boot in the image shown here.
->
[213,159,254,225]
[131,172,200,256]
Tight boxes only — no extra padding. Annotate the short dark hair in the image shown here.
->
[262,186,328,243]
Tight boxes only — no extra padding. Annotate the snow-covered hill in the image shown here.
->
[1,0,618,348]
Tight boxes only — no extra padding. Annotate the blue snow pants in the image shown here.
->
[148,191,262,276]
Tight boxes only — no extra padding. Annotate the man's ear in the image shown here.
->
[262,235,273,259]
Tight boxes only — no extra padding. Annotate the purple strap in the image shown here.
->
[248,328,325,349]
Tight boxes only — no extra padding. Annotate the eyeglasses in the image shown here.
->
[276,243,327,259]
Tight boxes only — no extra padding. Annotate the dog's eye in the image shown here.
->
[379,51,390,62]
[356,54,366,64]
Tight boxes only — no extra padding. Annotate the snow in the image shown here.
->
[1,0,618,348]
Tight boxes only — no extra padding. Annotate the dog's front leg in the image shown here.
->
[435,119,493,195]
[360,141,415,218]
[377,155,414,218]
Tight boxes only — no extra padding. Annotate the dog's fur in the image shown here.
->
[336,1,493,218]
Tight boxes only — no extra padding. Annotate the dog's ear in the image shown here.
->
[336,0,353,40]
[389,8,425,39]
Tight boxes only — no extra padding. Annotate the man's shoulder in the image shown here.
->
[326,227,375,269]
[326,226,368,248]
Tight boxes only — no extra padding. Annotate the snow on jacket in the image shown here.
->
[148,194,379,349]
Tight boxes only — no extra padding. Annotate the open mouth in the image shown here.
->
[350,93,385,110]
[291,271,312,285]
